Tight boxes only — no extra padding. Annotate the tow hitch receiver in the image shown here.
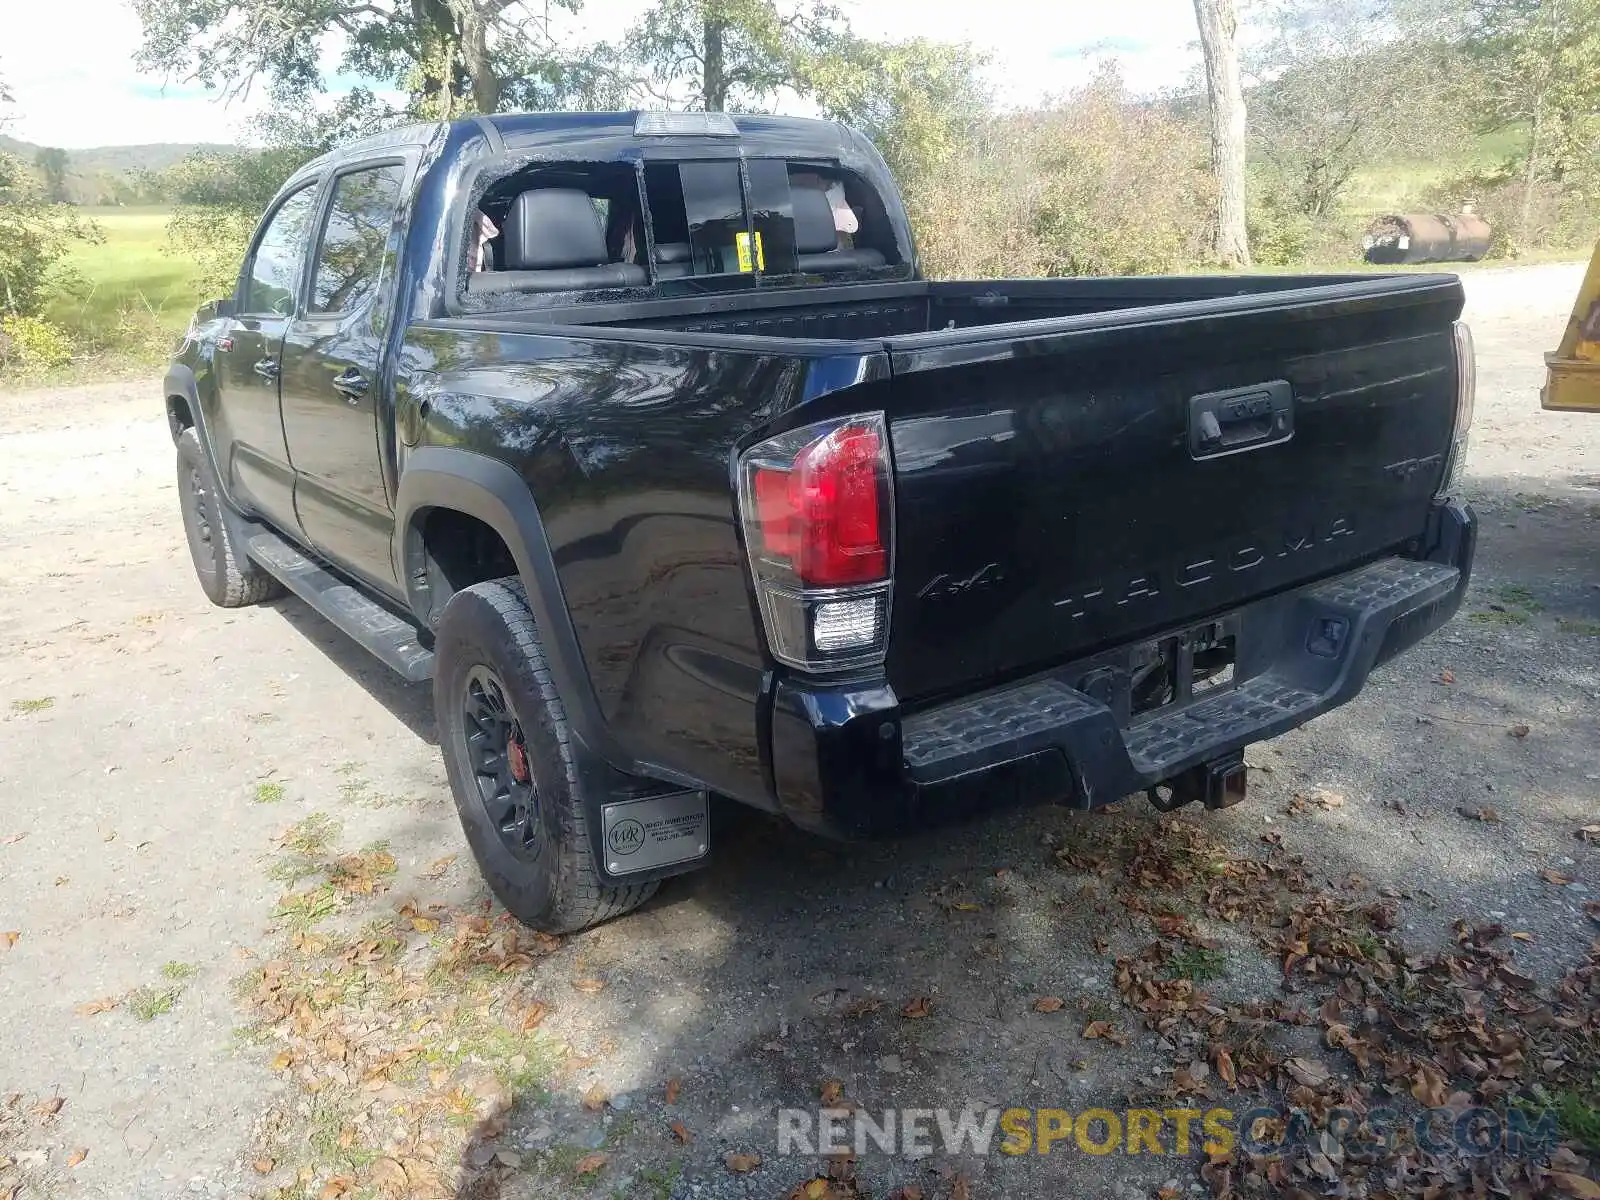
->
[1147,754,1248,812]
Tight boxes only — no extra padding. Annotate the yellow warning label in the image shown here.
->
[735,230,765,273]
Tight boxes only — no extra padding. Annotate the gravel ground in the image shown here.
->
[0,262,1596,1200]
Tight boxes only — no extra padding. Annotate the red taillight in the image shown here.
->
[752,423,887,586]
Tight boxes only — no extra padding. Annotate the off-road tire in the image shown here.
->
[434,578,658,933]
[175,427,282,607]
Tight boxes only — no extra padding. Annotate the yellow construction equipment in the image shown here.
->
[1543,238,1600,412]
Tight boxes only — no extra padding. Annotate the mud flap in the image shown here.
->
[600,790,710,876]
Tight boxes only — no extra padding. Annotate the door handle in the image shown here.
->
[252,359,280,381]
[1189,381,1294,459]
[331,368,369,404]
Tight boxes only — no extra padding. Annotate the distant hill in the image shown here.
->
[0,136,237,204]
[0,135,234,175]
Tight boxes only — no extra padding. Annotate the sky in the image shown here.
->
[0,0,1203,149]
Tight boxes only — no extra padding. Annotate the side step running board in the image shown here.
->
[244,529,435,683]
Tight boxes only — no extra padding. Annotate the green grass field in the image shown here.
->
[44,206,202,368]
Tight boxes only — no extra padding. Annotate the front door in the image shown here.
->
[211,183,321,534]
[279,161,409,596]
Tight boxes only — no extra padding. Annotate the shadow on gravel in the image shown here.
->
[265,592,437,743]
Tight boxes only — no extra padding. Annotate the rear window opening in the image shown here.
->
[465,161,647,298]
[461,155,903,308]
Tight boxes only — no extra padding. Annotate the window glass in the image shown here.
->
[745,159,798,275]
[244,186,318,315]
[680,161,748,276]
[311,164,406,314]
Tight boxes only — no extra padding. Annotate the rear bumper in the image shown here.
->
[769,500,1475,839]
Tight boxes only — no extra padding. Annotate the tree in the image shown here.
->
[625,0,840,111]
[33,147,69,204]
[1467,0,1600,239]
[132,0,607,121]
[807,35,990,225]
[1249,0,1470,218]
[1193,0,1251,266]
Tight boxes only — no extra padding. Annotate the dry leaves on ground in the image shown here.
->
[665,1076,681,1104]
[669,1119,692,1144]
[574,1153,607,1176]
[63,1148,86,1168]
[571,977,606,994]
[900,996,933,1019]
[725,1151,762,1173]
[1033,996,1065,1012]
[74,996,118,1016]
[0,932,17,951]
[1541,868,1576,886]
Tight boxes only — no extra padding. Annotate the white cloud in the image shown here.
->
[0,0,1201,149]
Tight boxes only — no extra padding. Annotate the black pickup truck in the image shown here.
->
[165,110,1477,932]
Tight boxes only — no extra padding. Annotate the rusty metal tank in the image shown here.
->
[1363,212,1493,264]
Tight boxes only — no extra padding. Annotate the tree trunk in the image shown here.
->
[450,0,502,113]
[703,14,728,111]
[1193,0,1252,267]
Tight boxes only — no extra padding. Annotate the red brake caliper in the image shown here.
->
[506,729,531,785]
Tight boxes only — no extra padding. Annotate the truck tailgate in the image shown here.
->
[882,276,1463,704]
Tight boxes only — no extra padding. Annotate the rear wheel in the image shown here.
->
[175,428,282,607]
[433,578,658,933]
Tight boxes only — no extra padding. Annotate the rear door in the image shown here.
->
[212,183,320,534]
[880,277,1464,704]
[279,160,409,595]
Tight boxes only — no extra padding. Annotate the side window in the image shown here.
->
[310,164,406,314]
[243,186,319,316]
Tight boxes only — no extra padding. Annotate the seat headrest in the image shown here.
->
[502,189,607,271]
[791,185,841,255]
[652,241,692,264]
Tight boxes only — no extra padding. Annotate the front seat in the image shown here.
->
[652,242,693,279]
[791,185,885,274]
[468,188,648,295]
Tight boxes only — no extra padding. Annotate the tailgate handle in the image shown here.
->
[1189,381,1294,459]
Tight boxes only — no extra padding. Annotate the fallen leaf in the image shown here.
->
[253,1157,275,1174]
[580,1083,608,1111]
[670,1119,692,1144]
[0,932,17,951]
[842,997,883,1018]
[318,1177,353,1200]
[820,1079,844,1105]
[1283,1057,1330,1088]
[900,996,933,1019]
[1508,722,1530,738]
[75,996,118,1016]
[950,1173,971,1200]
[799,1181,829,1200]
[574,1153,607,1176]
[520,1001,550,1032]
[1550,1173,1600,1199]
[1213,1046,1237,1087]
[572,978,606,994]
[1457,806,1501,822]
[889,1189,924,1200]
[270,1051,294,1072]
[31,1096,63,1119]
[65,1148,87,1168]
[1033,996,1065,1013]
[1082,1020,1127,1045]
[369,1157,408,1195]
[0,833,25,845]
[1577,825,1600,844]
[665,1077,681,1104]
[725,1152,762,1173]
[1511,931,1534,942]
[1439,669,1456,684]
[1540,868,1575,886]
[424,854,457,879]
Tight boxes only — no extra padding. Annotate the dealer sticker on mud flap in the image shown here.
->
[600,791,709,875]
